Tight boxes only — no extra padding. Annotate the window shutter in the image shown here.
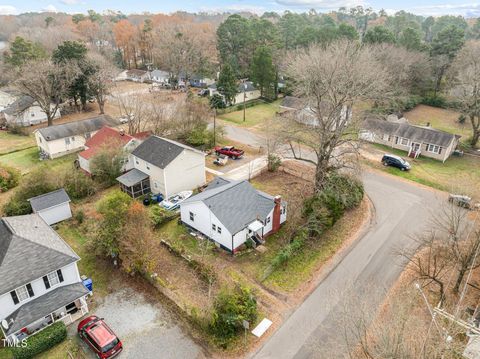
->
[10,291,19,305]
[26,283,34,298]
[57,269,64,282]
[43,276,51,289]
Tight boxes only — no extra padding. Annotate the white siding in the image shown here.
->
[35,129,102,159]
[233,90,261,105]
[78,155,90,173]
[164,150,206,198]
[35,203,72,225]
[180,201,235,250]
[5,105,60,127]
[0,262,81,320]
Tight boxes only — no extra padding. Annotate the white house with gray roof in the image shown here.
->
[180,177,287,253]
[28,188,72,225]
[361,118,461,162]
[1,95,61,127]
[116,135,206,199]
[34,115,118,159]
[0,214,88,342]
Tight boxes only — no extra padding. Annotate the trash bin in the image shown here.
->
[82,277,93,293]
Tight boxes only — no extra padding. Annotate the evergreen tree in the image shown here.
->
[4,37,46,67]
[217,63,237,105]
[250,46,276,100]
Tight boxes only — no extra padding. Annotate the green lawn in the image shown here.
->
[368,143,480,198]
[218,100,281,128]
[0,148,77,174]
[0,131,36,155]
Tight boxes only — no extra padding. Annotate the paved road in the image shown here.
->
[252,171,444,359]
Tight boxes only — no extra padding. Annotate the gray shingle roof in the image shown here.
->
[116,168,149,187]
[183,178,277,234]
[0,214,79,294]
[131,136,203,169]
[208,81,257,93]
[363,118,460,147]
[37,115,118,141]
[5,282,89,335]
[28,189,70,212]
[3,96,35,115]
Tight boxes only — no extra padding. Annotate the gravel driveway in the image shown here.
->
[73,287,203,359]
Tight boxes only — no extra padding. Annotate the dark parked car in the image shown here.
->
[78,316,122,359]
[381,154,411,171]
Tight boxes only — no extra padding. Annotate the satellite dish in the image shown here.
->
[1,319,9,330]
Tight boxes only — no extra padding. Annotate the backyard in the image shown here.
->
[404,104,473,146]
[218,100,281,128]
[0,131,35,155]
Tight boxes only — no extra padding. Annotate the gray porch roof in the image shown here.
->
[4,282,89,336]
[116,169,149,187]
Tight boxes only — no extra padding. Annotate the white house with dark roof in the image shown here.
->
[28,189,72,225]
[207,81,261,105]
[0,214,89,342]
[361,117,461,162]
[34,115,118,159]
[180,177,287,253]
[1,95,61,127]
[116,135,206,199]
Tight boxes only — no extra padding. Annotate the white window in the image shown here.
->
[426,144,441,154]
[136,158,139,165]
[154,182,158,188]
[16,285,30,302]
[382,133,390,141]
[189,212,194,221]
[47,271,60,287]
[39,137,42,143]
[217,226,222,234]
[400,137,409,146]
[71,137,75,142]
[212,224,216,231]
[31,113,35,117]
[65,137,70,145]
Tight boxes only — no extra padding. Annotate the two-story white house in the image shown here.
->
[34,115,118,159]
[116,136,206,199]
[0,214,89,343]
[180,177,287,253]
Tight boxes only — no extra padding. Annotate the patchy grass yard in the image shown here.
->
[218,100,281,128]
[366,143,480,199]
[0,131,35,155]
[0,148,77,174]
[404,105,472,146]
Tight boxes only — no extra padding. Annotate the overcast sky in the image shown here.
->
[0,0,479,17]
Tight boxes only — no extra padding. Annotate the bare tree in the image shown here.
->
[86,53,117,114]
[449,40,480,148]
[398,231,451,305]
[283,41,390,192]
[13,59,78,126]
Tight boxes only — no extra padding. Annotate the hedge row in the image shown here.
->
[12,321,67,359]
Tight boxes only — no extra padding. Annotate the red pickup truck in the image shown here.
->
[214,146,244,159]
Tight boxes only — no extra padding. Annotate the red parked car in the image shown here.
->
[78,316,122,358]
[214,145,244,159]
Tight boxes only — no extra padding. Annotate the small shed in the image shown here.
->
[28,188,72,225]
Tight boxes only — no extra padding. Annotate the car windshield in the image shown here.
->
[102,338,119,353]
[398,158,406,164]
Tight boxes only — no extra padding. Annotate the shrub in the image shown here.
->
[8,125,28,136]
[421,95,446,108]
[74,209,85,224]
[0,166,20,192]
[210,285,258,347]
[267,154,281,172]
[12,321,67,359]
[149,206,178,228]
[3,167,57,216]
[90,144,126,186]
[458,114,466,124]
[94,190,132,257]
[62,170,96,200]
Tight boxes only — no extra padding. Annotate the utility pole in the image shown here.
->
[213,108,216,146]
[243,82,247,122]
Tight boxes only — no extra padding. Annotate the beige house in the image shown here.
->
[34,115,118,159]
[116,136,206,199]
[207,81,261,105]
[2,95,61,127]
[361,118,461,162]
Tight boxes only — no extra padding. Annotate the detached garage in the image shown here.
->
[28,188,72,225]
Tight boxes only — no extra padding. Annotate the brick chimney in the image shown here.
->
[272,195,282,234]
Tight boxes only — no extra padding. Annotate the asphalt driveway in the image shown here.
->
[73,287,203,359]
